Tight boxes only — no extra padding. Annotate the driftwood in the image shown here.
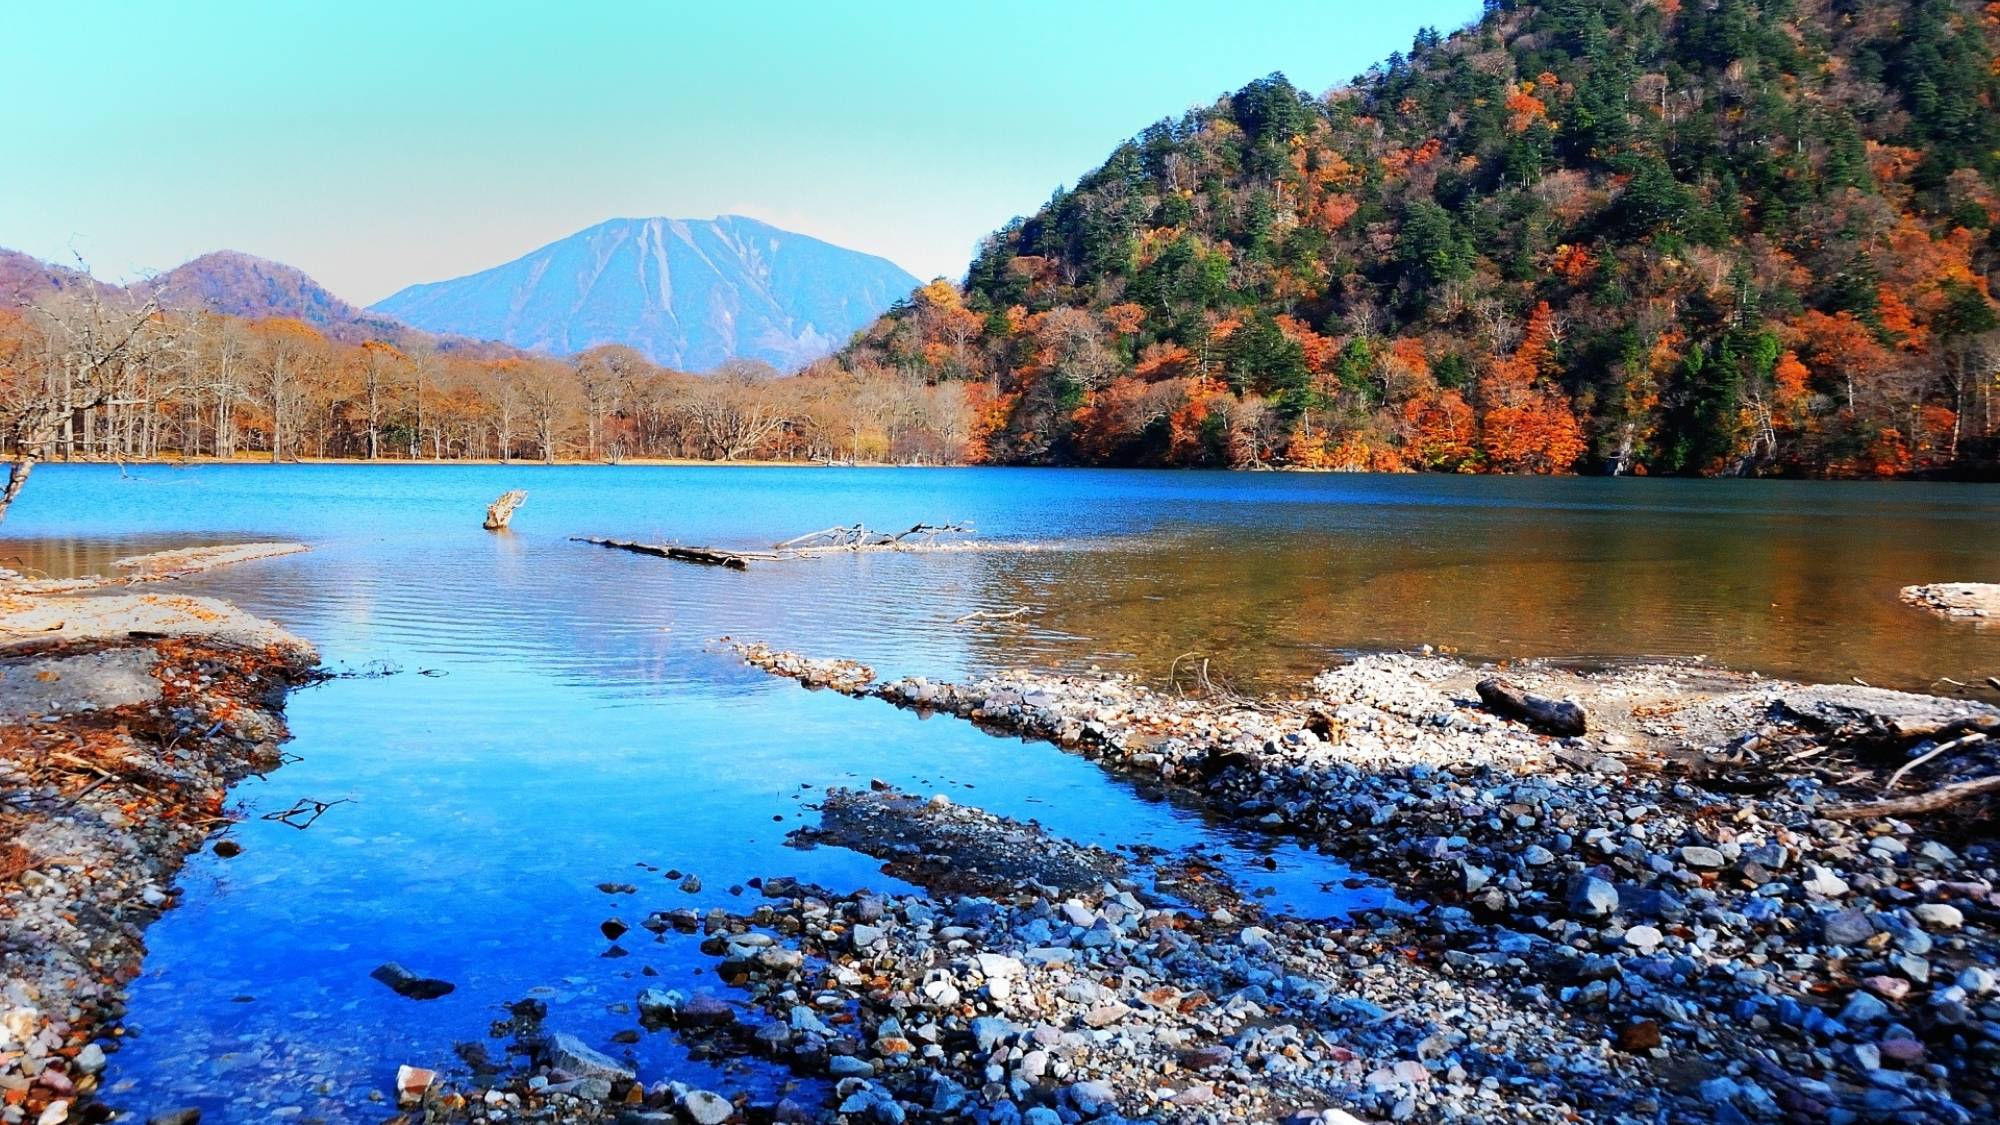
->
[773,522,974,556]
[1824,774,2000,820]
[483,490,528,530]
[570,521,974,570]
[954,605,1030,625]
[1884,732,1987,792]
[571,537,748,570]
[1476,677,1589,737]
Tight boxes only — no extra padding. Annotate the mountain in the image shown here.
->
[848,0,2000,478]
[138,250,416,345]
[0,249,103,306]
[370,216,922,371]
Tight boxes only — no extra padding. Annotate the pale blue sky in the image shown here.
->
[4,1,1481,304]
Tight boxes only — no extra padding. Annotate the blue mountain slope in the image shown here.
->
[369,216,920,371]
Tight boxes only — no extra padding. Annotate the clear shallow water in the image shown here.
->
[5,464,1998,1120]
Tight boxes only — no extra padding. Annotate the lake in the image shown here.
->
[5,464,1997,1120]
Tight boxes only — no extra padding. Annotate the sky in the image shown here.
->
[3,0,1483,306]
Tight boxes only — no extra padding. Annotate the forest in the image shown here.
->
[849,0,2000,476]
[0,296,976,468]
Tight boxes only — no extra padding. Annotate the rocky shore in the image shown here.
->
[395,645,2000,1124]
[1902,584,2000,622]
[0,561,317,1125]
[667,644,1996,1123]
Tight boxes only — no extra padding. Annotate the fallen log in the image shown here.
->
[1476,677,1589,737]
[1824,774,2000,820]
[571,537,748,570]
[483,490,528,530]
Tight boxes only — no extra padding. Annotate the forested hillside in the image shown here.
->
[847,0,2000,476]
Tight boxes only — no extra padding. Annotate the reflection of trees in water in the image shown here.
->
[0,531,242,581]
[953,511,2000,694]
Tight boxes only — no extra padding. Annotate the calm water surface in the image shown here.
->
[5,464,1997,1121]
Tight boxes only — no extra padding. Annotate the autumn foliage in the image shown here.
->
[839,0,2000,477]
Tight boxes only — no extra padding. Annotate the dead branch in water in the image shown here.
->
[773,522,974,555]
[571,537,749,570]
[483,490,527,530]
[954,606,1030,625]
[571,521,976,569]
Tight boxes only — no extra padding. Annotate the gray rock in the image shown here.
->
[1821,910,1876,946]
[1068,1079,1118,1115]
[1680,846,1726,870]
[544,1032,636,1082]
[1913,903,1964,930]
[1568,875,1620,918]
[971,1016,1018,1051]
[828,1055,874,1078]
[1841,990,1891,1023]
[680,1090,733,1125]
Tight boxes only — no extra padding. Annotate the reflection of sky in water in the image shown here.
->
[5,464,1998,1120]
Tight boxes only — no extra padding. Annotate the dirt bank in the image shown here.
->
[0,566,316,1124]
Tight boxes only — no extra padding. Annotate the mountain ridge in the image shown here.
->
[371,215,921,371]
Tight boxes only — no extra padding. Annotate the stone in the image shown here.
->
[828,1055,874,1078]
[146,1113,201,1125]
[852,924,885,948]
[1523,845,1556,866]
[1680,846,1726,870]
[545,1032,636,1082]
[1821,910,1876,946]
[1067,1079,1117,1115]
[370,962,455,1001]
[1863,975,1910,1001]
[1840,990,1891,1023]
[1957,966,1997,996]
[73,1043,105,1075]
[1615,1020,1661,1053]
[680,1090,733,1125]
[1878,1038,1926,1064]
[601,917,630,940]
[1802,867,1850,897]
[1568,875,1620,918]
[1913,903,1964,930]
[679,994,736,1027]
[1624,925,1664,952]
[1181,1045,1233,1071]
[971,1017,1017,1051]
[637,988,684,1021]
[394,1065,438,1108]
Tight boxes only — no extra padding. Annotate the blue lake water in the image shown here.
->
[5,464,1998,1120]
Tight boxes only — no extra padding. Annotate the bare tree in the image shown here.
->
[0,289,172,523]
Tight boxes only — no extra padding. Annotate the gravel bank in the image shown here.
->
[1,585,316,1125]
[703,644,1999,1123]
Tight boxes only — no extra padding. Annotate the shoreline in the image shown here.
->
[395,644,2000,1122]
[4,550,1997,1121]
[0,557,318,1125]
[19,457,2000,481]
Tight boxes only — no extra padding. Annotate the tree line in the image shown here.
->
[0,289,985,517]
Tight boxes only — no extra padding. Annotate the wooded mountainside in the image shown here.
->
[848,0,2000,476]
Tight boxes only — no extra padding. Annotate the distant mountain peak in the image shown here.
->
[369,216,920,370]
